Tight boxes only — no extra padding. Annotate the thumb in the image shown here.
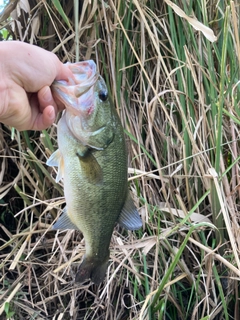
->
[31,105,56,130]
[55,62,73,81]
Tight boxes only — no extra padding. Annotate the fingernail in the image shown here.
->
[48,106,55,120]
[41,86,52,102]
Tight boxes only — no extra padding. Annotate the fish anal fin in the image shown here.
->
[76,151,103,185]
[118,193,142,230]
[53,207,78,230]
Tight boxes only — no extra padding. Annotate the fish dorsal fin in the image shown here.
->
[53,207,78,230]
[76,151,103,185]
[46,149,64,182]
[118,193,142,230]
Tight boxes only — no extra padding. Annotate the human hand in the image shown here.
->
[0,41,72,131]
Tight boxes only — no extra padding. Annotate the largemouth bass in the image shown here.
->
[47,60,142,285]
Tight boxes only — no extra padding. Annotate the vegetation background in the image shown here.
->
[0,0,239,319]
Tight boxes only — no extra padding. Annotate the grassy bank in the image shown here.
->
[0,1,239,319]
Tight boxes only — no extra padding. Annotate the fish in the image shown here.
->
[47,60,142,285]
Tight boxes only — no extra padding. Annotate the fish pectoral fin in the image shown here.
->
[52,207,78,230]
[118,192,142,230]
[46,149,61,167]
[46,149,64,182]
[76,151,103,185]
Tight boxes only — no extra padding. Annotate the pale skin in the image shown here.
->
[0,41,72,131]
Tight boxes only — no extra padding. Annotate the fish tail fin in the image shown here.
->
[75,255,109,285]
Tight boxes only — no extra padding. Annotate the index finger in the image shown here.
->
[1,41,72,92]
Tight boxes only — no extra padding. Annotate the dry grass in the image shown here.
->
[0,1,240,319]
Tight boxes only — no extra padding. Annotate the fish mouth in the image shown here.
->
[52,76,99,117]
[51,60,99,116]
[67,60,98,90]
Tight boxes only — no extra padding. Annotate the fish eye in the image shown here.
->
[98,90,108,102]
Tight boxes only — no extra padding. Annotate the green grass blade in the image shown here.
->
[215,6,230,173]
[51,0,71,28]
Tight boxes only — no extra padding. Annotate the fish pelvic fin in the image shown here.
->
[46,149,64,182]
[75,253,109,285]
[118,192,142,230]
